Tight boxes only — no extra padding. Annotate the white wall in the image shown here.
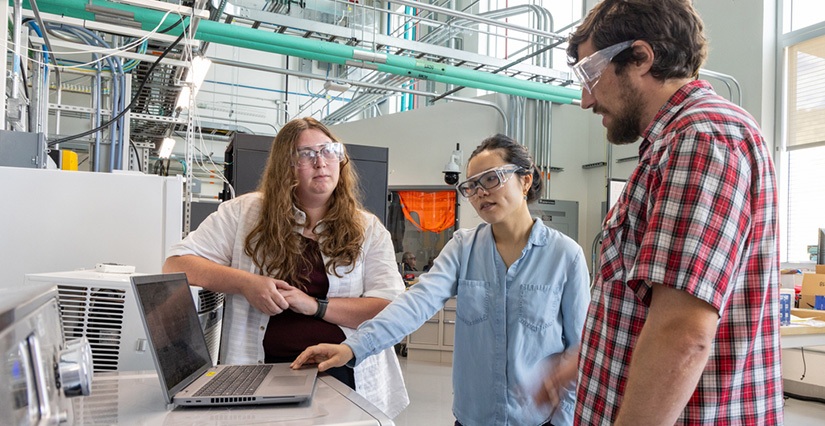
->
[330,96,503,232]
[694,0,777,147]
[330,93,596,252]
[0,167,182,289]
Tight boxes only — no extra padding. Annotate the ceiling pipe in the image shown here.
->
[30,0,580,104]
[386,0,565,42]
[199,32,575,103]
[209,56,510,134]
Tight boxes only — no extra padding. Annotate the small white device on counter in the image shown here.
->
[94,263,136,274]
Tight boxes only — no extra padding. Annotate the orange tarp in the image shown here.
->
[397,191,456,233]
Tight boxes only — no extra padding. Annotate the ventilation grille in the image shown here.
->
[197,290,224,313]
[211,396,256,404]
[199,306,223,365]
[58,285,126,372]
[72,376,119,424]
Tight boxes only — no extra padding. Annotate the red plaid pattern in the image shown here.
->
[576,81,783,425]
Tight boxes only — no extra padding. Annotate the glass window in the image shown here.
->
[779,12,825,262]
[785,145,825,262]
[786,34,825,150]
[786,0,825,33]
[387,190,457,277]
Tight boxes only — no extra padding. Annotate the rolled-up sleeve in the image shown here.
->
[166,199,243,266]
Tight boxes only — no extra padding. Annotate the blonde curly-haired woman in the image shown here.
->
[163,117,408,417]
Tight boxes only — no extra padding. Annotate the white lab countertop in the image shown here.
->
[781,308,825,349]
[68,371,394,426]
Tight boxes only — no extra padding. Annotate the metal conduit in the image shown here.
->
[698,68,742,106]
[422,5,545,47]
[208,56,509,133]
[418,4,553,68]
[324,71,410,122]
[36,0,579,104]
[544,101,552,198]
[386,0,564,42]
[10,0,23,102]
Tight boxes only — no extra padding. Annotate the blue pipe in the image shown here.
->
[22,21,50,74]
[54,25,126,170]
[72,26,126,170]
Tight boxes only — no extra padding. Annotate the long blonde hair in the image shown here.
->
[243,118,365,288]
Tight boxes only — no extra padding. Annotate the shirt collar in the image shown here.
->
[639,80,713,156]
[292,205,328,234]
[527,217,548,247]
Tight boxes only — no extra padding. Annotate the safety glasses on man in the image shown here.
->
[295,142,345,168]
[571,40,634,94]
[456,164,523,198]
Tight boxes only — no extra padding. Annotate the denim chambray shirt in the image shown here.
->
[345,219,590,426]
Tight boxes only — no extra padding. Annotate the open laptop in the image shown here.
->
[131,273,317,406]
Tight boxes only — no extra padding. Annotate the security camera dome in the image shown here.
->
[443,160,460,174]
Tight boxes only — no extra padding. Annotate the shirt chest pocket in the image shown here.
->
[518,283,562,332]
[456,279,490,326]
[329,262,364,298]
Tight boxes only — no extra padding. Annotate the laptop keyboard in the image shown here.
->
[193,365,273,397]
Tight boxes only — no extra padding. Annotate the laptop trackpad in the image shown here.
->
[269,375,309,388]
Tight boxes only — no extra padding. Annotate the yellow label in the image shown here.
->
[206,372,216,376]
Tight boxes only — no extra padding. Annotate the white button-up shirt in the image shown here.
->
[167,192,409,417]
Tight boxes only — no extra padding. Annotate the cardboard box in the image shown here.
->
[792,307,825,321]
[800,273,825,309]
[817,265,825,274]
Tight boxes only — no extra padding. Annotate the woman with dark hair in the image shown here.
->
[293,134,591,426]
[163,117,408,417]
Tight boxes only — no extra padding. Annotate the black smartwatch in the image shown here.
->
[313,297,329,319]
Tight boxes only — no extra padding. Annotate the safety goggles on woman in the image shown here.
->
[455,164,523,198]
[571,40,634,94]
[295,142,345,168]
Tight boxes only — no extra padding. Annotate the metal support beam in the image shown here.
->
[20,8,201,48]
[0,0,6,129]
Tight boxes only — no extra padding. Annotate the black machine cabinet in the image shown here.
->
[220,133,389,225]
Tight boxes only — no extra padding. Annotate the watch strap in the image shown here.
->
[313,297,329,319]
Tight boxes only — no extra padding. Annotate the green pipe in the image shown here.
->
[200,32,575,103]
[28,0,581,103]
[200,33,575,103]
[194,20,581,100]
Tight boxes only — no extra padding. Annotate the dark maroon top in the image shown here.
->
[262,236,346,359]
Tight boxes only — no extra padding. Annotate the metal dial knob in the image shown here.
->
[58,337,93,397]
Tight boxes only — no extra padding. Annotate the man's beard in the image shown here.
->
[599,74,644,145]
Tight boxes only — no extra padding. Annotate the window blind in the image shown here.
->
[786,145,825,261]
[787,34,825,150]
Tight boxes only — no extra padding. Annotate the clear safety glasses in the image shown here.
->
[295,142,345,168]
[455,164,523,198]
[570,40,634,94]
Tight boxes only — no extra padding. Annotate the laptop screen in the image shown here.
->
[132,274,212,400]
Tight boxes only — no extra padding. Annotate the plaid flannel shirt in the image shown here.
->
[576,81,783,425]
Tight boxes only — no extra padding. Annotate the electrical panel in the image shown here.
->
[0,130,46,168]
[529,199,579,242]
